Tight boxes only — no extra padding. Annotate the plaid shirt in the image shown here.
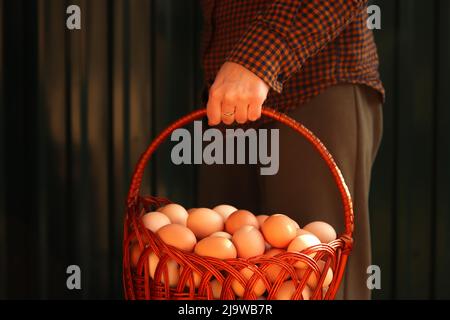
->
[200,0,385,115]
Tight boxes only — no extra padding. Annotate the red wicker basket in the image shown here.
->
[123,107,354,300]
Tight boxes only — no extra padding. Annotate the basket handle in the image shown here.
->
[126,107,354,239]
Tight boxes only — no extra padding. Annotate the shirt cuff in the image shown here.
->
[225,20,301,94]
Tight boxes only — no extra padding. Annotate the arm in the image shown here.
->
[207,0,368,125]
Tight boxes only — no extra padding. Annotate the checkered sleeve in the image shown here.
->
[226,0,368,93]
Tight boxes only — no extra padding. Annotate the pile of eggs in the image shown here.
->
[130,203,337,300]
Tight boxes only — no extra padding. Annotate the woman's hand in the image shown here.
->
[207,62,270,125]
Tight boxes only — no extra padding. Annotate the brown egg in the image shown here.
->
[187,208,197,214]
[290,219,300,229]
[231,267,267,297]
[296,228,313,237]
[157,224,197,252]
[141,212,171,233]
[210,279,222,299]
[182,268,202,289]
[261,214,297,248]
[148,252,179,287]
[163,261,180,287]
[194,236,237,259]
[256,215,269,227]
[303,221,337,243]
[287,234,321,268]
[158,203,189,226]
[149,252,159,278]
[210,231,232,239]
[296,261,333,288]
[213,204,237,221]
[275,280,311,300]
[232,226,265,259]
[225,210,259,234]
[187,208,224,239]
[263,248,289,283]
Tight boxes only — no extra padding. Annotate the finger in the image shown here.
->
[221,92,236,125]
[221,104,236,125]
[248,102,262,121]
[235,102,249,124]
[207,88,222,126]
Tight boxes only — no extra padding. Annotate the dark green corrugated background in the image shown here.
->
[0,0,449,299]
